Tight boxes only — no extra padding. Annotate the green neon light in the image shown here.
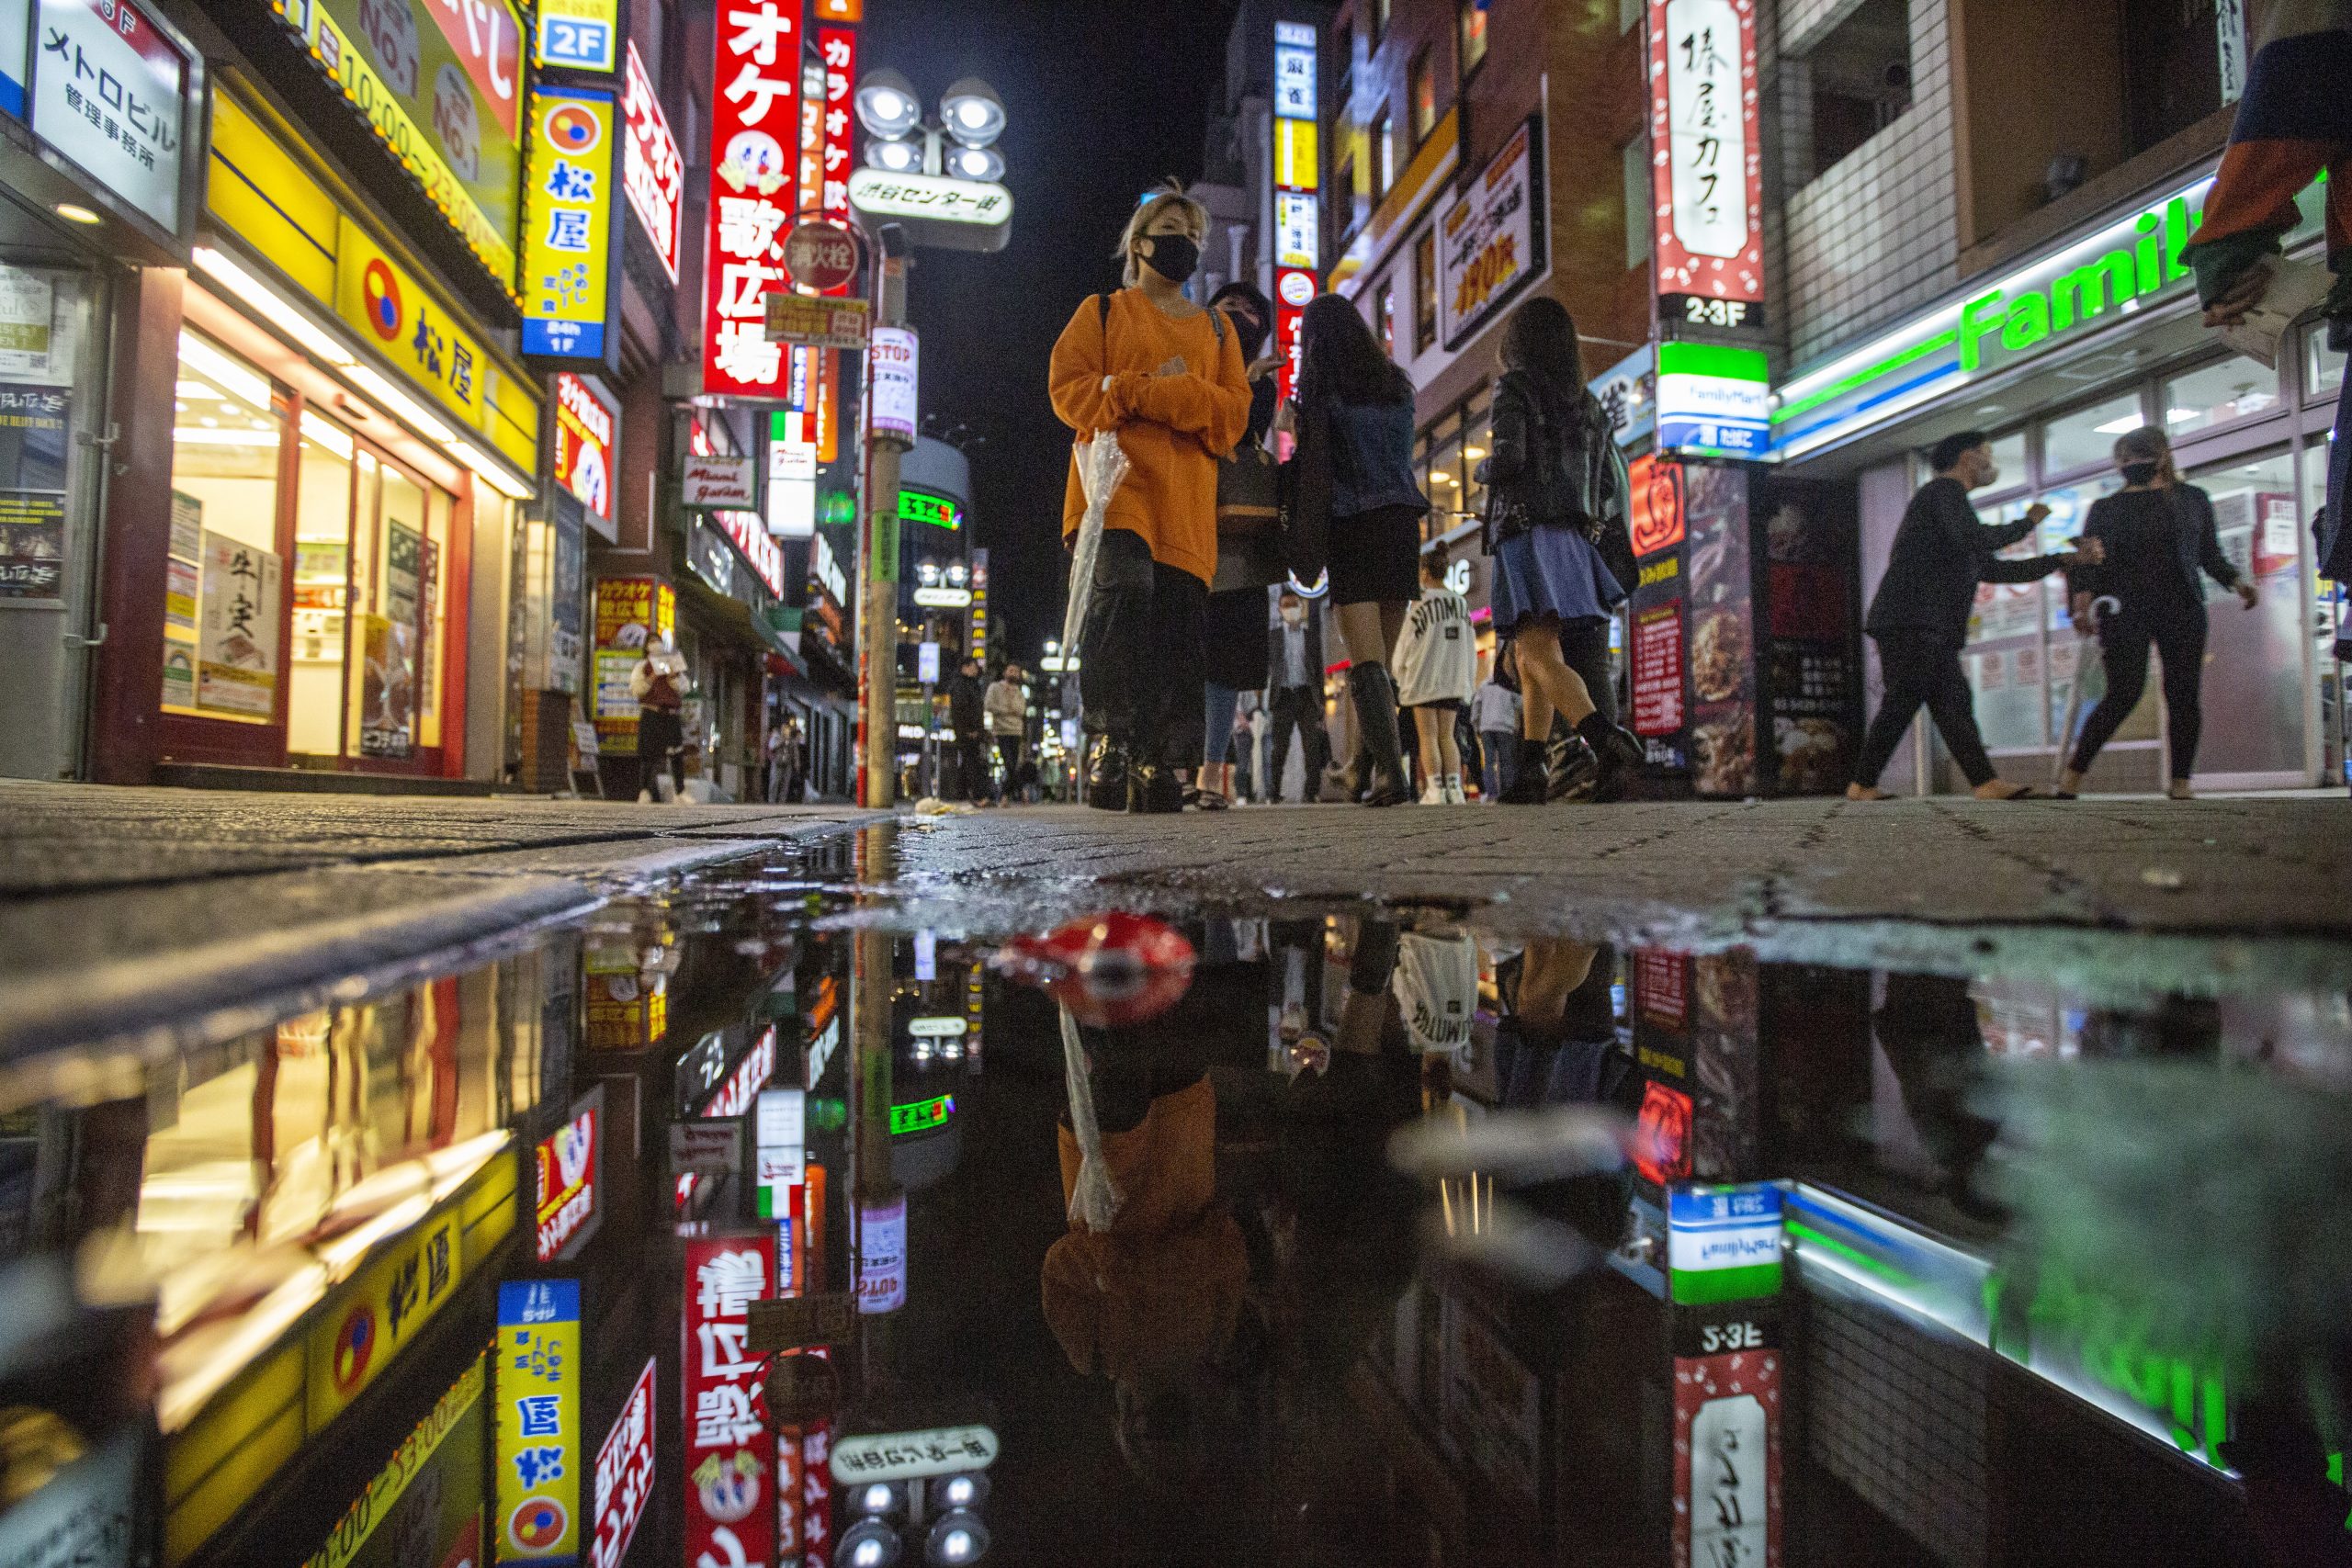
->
[1656,339,1770,380]
[1771,329,1960,426]
[899,491,961,529]
[1669,1259,1783,1304]
[1786,1218,1916,1286]
[888,1093,956,1135]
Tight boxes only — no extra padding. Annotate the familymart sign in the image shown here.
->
[1770,171,2325,461]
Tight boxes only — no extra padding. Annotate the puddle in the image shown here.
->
[2,822,2348,1568]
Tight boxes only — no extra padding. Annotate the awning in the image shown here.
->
[676,575,801,675]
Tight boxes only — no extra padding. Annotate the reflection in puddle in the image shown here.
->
[0,833,2346,1568]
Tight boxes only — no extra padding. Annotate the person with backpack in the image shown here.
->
[1391,541,1477,802]
[1477,297,1645,803]
[1283,293,1428,807]
[1049,186,1253,812]
[2052,427,2258,800]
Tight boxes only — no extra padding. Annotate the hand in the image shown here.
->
[1246,352,1281,382]
[2025,502,2052,526]
[1271,400,1297,437]
[1155,355,1187,378]
[2066,536,2106,566]
[2235,581,2260,609]
[2201,255,2276,328]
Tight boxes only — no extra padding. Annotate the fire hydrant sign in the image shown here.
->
[700,0,799,396]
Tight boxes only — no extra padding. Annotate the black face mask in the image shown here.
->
[1141,233,1200,284]
[2121,461,2162,486]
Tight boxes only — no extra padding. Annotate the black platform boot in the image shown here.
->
[1346,663,1414,808]
[1084,735,1131,811]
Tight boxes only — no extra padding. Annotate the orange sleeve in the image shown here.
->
[1048,296,1117,435]
[1127,319,1253,457]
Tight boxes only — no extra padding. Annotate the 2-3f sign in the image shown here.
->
[1698,1319,1764,1354]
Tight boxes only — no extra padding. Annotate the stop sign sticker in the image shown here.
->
[785,220,860,291]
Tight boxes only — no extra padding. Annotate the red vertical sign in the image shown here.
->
[683,1235,776,1568]
[703,0,799,398]
[817,28,857,220]
[1672,1348,1781,1567]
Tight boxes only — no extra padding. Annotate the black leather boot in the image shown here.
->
[1346,663,1413,807]
[1545,721,1600,803]
[1577,712,1646,802]
[1084,735,1131,811]
[1126,761,1184,813]
[1498,738,1551,804]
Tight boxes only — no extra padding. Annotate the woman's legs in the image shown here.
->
[1412,708,1444,795]
[2061,616,2155,792]
[2153,604,2209,787]
[1333,600,1395,669]
[1515,621,1597,730]
[1513,618,1641,799]
[1437,721,1462,779]
[1336,599,1412,805]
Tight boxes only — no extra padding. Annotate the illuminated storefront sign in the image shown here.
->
[1629,455,1688,558]
[1655,340,1770,458]
[1591,343,1657,448]
[537,0,617,73]
[591,1359,656,1568]
[1271,20,1317,404]
[1672,1337,1781,1568]
[621,42,684,283]
[899,490,960,530]
[275,0,526,288]
[818,27,857,220]
[888,1093,955,1136]
[590,575,675,756]
[553,372,618,538]
[1649,0,1765,330]
[755,1085,806,1218]
[683,1235,776,1568]
[522,86,617,360]
[1667,1183,1782,1303]
[1436,114,1544,352]
[309,1209,464,1429]
[699,1026,779,1120]
[701,0,798,397]
[535,1088,602,1262]
[29,0,189,231]
[845,171,1012,250]
[495,1280,582,1563]
[302,1356,487,1568]
[910,585,970,609]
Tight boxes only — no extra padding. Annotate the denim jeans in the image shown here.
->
[1480,731,1517,801]
[1204,682,1242,767]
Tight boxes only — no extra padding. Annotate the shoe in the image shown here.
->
[1419,780,1446,806]
[1345,664,1414,807]
[1128,763,1184,814]
[1443,774,1467,806]
[1547,737,1600,803]
[1577,715,1646,802]
[1498,739,1551,804]
[1084,736,1130,811]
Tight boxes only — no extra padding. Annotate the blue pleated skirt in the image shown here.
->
[1490,526,1625,630]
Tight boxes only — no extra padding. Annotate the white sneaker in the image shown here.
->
[1418,780,1445,806]
[1443,775,1466,805]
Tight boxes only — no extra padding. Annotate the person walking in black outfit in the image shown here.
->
[1849,431,2102,800]
[947,656,989,803]
[1264,589,1330,803]
[2054,426,2259,800]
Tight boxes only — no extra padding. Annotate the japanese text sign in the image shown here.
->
[496,1280,582,1563]
[1273,19,1316,119]
[817,27,856,220]
[621,42,683,282]
[869,326,916,446]
[552,371,617,534]
[537,0,616,73]
[683,1235,777,1568]
[283,0,526,288]
[309,1210,465,1430]
[1437,114,1544,351]
[765,293,868,351]
[334,219,490,433]
[302,1354,486,1568]
[523,85,617,359]
[197,531,281,718]
[591,1359,655,1568]
[828,1426,999,1483]
[1650,0,1764,323]
[1271,20,1317,404]
[702,0,800,397]
[1672,1344,1781,1568]
[30,0,188,231]
[534,1089,600,1261]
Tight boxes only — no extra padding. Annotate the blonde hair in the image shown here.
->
[1116,182,1209,288]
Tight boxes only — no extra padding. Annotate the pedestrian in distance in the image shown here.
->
[986,661,1031,806]
[1473,646,1524,803]
[947,655,991,804]
[1281,292,1427,807]
[1195,282,1283,812]
[1049,185,1253,813]
[1263,588,1330,804]
[1478,296,1645,804]
[1392,541,1477,803]
[628,634,687,803]
[2052,427,2258,800]
[1848,431,2103,800]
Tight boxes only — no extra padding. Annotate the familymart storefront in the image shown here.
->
[1770,168,2339,795]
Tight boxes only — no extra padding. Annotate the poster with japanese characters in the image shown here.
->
[0,267,62,380]
[29,0,190,232]
[621,42,683,283]
[522,86,617,360]
[495,1280,582,1563]
[702,0,798,398]
[1649,0,1766,327]
[196,531,280,716]
[0,385,69,603]
[591,1359,655,1568]
[683,1234,777,1568]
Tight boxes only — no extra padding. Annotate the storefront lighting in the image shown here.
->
[341,362,457,444]
[53,202,101,224]
[171,428,279,446]
[192,246,356,367]
[945,145,1004,184]
[299,411,355,458]
[841,1518,901,1568]
[175,333,272,412]
[447,438,535,500]
[941,79,1005,148]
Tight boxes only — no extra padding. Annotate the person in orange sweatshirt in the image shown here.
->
[1049,186,1253,812]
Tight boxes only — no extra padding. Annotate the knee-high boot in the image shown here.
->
[1347,662,1413,808]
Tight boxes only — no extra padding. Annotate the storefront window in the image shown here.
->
[1981,430,2028,495]
[2306,328,2344,405]
[1967,497,2052,753]
[1460,0,1488,73]
[2187,447,2306,778]
[289,412,354,756]
[345,450,456,761]
[1460,393,1492,526]
[2161,354,2279,438]
[164,333,284,723]
[2041,478,2152,751]
[2042,390,2147,479]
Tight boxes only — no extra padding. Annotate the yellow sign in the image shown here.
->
[1274,118,1318,191]
[522,87,617,360]
[307,1210,465,1432]
[494,1281,582,1562]
[303,1355,486,1568]
[279,0,525,290]
[335,220,491,433]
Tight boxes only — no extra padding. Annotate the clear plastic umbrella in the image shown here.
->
[1058,429,1132,664]
[2052,594,2121,786]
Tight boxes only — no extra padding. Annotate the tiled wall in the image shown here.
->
[1775,0,1960,370]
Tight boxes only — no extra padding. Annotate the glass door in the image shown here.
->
[2181,446,2312,784]
[288,411,355,760]
[348,446,452,766]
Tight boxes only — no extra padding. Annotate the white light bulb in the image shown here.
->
[872,90,907,121]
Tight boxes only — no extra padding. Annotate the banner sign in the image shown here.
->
[683,454,758,510]
[683,1235,777,1568]
[29,0,189,232]
[537,0,617,73]
[621,42,684,282]
[1437,115,1545,351]
[1649,0,1766,330]
[764,293,869,351]
[816,27,857,220]
[277,0,526,288]
[1671,1343,1781,1568]
[591,1359,656,1568]
[302,1355,487,1568]
[522,86,618,360]
[553,371,618,537]
[1667,1182,1784,1303]
[1655,340,1770,458]
[701,0,798,397]
[535,1087,602,1262]
[495,1280,582,1563]
[1271,20,1317,402]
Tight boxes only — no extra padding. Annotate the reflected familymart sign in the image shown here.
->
[1770,171,2325,462]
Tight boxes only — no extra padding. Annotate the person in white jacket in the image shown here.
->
[1390,544,1478,803]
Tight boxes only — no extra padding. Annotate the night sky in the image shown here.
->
[854,0,1243,662]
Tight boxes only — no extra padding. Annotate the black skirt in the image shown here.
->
[1202,585,1271,689]
[1326,503,1423,606]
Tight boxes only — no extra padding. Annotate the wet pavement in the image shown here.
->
[2,817,2349,1568]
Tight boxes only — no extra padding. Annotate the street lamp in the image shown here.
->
[855,76,1012,186]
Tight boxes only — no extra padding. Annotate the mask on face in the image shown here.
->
[1142,233,1201,284]
[1280,605,1306,626]
[2121,460,2162,486]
